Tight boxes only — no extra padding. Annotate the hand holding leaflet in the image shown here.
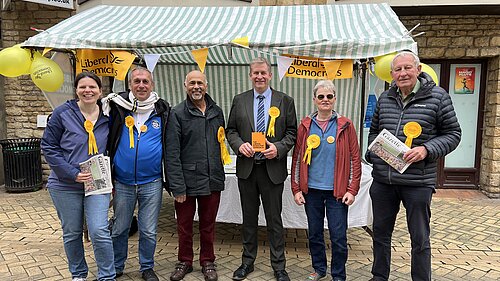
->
[79,154,113,196]
[368,129,411,173]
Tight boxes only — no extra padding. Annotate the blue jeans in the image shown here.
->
[111,179,163,272]
[49,188,115,281]
[304,188,348,280]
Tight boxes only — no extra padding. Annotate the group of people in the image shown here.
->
[41,51,461,281]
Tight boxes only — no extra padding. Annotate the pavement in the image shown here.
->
[0,186,498,281]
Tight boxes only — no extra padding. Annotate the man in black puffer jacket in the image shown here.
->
[366,51,461,281]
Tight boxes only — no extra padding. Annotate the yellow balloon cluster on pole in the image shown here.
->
[30,52,64,92]
[0,45,32,77]
[0,46,64,92]
[374,53,395,83]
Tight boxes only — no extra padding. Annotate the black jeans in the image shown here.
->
[369,180,433,281]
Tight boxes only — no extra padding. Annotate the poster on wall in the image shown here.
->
[454,67,475,95]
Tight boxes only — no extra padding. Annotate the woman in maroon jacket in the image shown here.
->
[291,80,361,281]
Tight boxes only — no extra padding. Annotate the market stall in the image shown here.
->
[19,3,418,228]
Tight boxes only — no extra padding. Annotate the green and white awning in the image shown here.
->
[22,3,416,64]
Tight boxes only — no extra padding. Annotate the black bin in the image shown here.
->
[0,138,43,192]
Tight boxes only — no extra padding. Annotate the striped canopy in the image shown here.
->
[22,3,417,64]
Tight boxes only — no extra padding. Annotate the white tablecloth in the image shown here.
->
[201,158,373,229]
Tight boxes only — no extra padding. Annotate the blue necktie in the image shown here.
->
[255,95,265,159]
[257,95,266,133]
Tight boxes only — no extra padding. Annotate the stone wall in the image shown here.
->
[481,56,500,197]
[399,15,500,197]
[1,1,74,139]
[1,1,75,183]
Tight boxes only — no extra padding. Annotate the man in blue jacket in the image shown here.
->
[104,67,170,281]
[366,51,461,281]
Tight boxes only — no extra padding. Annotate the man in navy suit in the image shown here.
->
[226,57,297,281]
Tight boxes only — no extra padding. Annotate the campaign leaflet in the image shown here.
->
[79,154,113,196]
[368,129,411,174]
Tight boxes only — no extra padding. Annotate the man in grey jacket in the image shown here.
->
[166,70,226,281]
[366,51,461,281]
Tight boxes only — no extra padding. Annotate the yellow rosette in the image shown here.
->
[267,106,280,137]
[217,126,232,165]
[84,120,98,155]
[403,121,422,148]
[125,116,135,148]
[302,134,321,165]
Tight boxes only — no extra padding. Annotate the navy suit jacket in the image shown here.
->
[226,88,297,184]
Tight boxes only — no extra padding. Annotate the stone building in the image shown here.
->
[1,0,499,197]
[0,0,75,184]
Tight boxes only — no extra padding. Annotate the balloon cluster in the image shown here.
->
[0,45,64,92]
[373,53,439,86]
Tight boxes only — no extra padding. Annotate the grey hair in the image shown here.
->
[391,51,420,70]
[313,80,337,97]
[249,57,271,73]
[128,66,153,83]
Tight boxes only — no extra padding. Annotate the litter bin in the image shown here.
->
[0,138,43,192]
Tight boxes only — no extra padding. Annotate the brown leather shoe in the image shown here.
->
[202,262,218,281]
[170,262,193,281]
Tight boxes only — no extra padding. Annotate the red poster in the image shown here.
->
[454,67,475,94]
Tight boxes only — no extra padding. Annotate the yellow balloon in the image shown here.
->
[420,63,439,86]
[30,52,64,92]
[0,46,32,77]
[373,52,395,63]
[374,53,395,83]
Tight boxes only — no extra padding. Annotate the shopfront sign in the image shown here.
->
[22,0,73,10]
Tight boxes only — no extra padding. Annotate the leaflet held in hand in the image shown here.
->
[368,129,411,174]
[79,154,113,196]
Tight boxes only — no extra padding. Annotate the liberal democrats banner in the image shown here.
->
[76,49,136,80]
[282,54,353,80]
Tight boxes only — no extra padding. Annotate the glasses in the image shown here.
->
[316,94,335,100]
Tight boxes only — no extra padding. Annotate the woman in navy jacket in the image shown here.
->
[42,72,115,281]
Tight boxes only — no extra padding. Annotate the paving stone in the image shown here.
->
[0,187,499,280]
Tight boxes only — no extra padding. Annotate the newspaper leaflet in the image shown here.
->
[368,129,411,174]
[79,154,113,196]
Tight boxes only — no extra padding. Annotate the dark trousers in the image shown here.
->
[238,163,286,271]
[370,180,433,281]
[174,192,221,266]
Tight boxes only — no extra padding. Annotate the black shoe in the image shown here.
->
[274,270,290,281]
[142,269,159,281]
[232,264,254,280]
